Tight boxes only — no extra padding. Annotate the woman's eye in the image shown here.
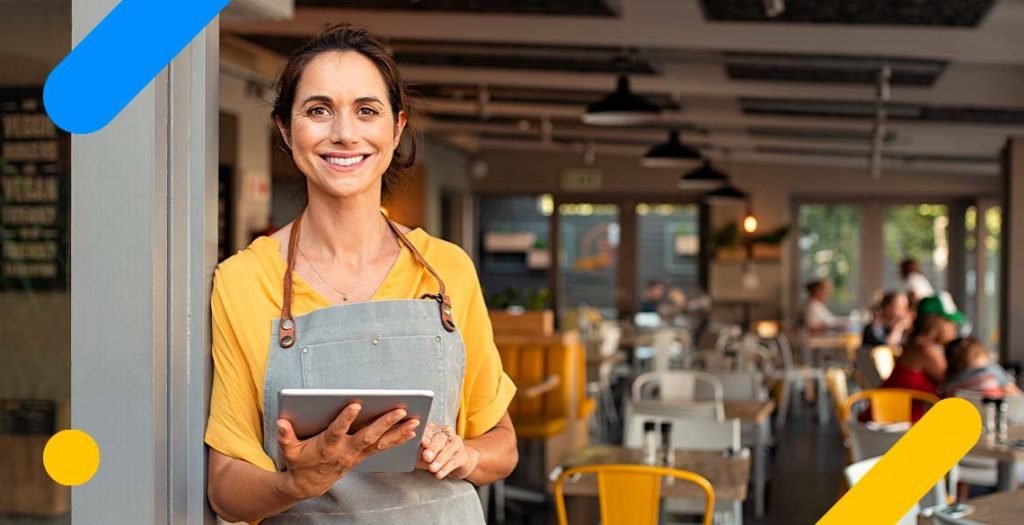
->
[358,107,380,117]
[307,106,330,118]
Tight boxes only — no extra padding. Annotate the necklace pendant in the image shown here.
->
[341,294,349,302]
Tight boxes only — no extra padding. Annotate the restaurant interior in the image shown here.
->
[4,0,1024,524]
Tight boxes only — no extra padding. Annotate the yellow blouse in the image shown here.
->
[204,230,516,474]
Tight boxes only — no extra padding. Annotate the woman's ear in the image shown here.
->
[275,116,292,150]
[393,110,408,145]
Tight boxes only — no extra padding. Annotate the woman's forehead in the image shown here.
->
[295,51,388,101]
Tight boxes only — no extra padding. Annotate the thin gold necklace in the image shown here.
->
[297,221,395,302]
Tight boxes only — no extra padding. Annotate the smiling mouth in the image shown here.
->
[322,154,369,168]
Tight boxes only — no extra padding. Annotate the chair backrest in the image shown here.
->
[554,464,715,525]
[848,423,906,462]
[632,370,724,403]
[870,346,897,382]
[624,411,741,451]
[825,367,851,443]
[774,332,798,371]
[727,338,777,374]
[496,332,583,421]
[844,389,941,424]
[598,322,622,357]
[844,456,920,525]
[652,328,679,372]
[707,370,767,401]
[714,324,743,352]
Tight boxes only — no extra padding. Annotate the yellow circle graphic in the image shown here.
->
[43,429,101,486]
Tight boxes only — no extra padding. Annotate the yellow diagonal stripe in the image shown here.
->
[819,398,981,524]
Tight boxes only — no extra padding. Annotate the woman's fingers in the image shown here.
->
[435,449,466,479]
[322,403,362,447]
[421,427,451,463]
[350,408,408,452]
[372,418,421,451]
[277,418,301,462]
[427,435,459,474]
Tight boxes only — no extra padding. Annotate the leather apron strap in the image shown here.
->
[278,210,455,348]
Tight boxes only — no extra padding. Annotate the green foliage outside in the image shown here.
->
[798,205,860,312]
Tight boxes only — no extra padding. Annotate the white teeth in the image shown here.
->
[326,155,365,167]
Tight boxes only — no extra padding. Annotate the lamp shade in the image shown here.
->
[678,160,729,189]
[642,130,702,168]
[581,75,661,126]
[702,183,748,203]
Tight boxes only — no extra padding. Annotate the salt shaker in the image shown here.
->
[643,421,659,465]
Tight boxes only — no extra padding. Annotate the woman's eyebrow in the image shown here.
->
[354,96,384,106]
[299,94,333,106]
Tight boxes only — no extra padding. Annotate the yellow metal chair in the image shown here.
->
[553,464,715,525]
[825,367,851,445]
[843,388,940,424]
[870,345,898,381]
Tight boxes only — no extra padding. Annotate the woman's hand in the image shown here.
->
[416,423,479,480]
[275,403,420,500]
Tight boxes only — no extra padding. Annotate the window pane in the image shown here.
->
[477,195,551,310]
[798,204,861,313]
[883,204,949,295]
[634,203,700,310]
[558,203,619,319]
[983,206,1001,345]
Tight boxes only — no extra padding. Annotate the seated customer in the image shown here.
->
[802,279,844,335]
[944,337,1022,398]
[880,309,958,421]
[862,291,913,348]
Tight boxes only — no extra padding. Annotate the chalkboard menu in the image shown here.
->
[0,87,69,290]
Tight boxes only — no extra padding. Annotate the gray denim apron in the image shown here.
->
[260,212,485,524]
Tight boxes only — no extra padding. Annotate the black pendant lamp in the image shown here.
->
[678,159,729,189]
[642,130,701,168]
[581,74,661,126]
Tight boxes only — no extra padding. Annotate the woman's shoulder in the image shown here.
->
[214,236,282,289]
[406,228,476,276]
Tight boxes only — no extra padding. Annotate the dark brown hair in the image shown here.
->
[945,336,988,380]
[271,23,417,195]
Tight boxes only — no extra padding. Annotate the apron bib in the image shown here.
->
[259,212,485,524]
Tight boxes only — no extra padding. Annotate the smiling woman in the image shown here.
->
[205,25,517,525]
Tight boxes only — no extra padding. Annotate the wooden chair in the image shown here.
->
[554,464,715,525]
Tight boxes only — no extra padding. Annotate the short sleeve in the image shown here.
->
[454,256,516,439]
[205,269,277,473]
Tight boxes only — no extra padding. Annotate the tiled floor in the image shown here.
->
[503,403,847,524]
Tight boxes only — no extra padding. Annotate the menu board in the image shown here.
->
[0,87,69,290]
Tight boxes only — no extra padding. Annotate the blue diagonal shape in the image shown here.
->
[43,0,230,134]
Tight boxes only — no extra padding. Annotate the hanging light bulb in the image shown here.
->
[743,210,758,233]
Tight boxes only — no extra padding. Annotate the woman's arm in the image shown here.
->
[919,344,948,383]
[208,449,302,523]
[464,413,517,485]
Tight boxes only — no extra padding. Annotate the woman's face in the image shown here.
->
[279,51,406,201]
[937,319,957,345]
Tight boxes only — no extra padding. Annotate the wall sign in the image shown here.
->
[0,87,69,290]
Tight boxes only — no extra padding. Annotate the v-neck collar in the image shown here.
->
[262,228,424,309]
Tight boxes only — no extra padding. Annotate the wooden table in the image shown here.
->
[553,445,751,502]
[967,426,1024,491]
[629,399,775,518]
[927,488,1024,524]
[805,332,861,364]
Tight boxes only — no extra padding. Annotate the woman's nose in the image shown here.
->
[329,113,358,144]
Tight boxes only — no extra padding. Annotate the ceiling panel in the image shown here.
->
[294,0,622,16]
[740,97,1024,125]
[701,0,996,27]
[724,52,947,86]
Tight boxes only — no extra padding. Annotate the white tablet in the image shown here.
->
[278,388,434,473]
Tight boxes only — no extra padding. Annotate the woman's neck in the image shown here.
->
[300,190,394,265]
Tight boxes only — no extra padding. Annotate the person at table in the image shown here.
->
[657,286,688,325]
[900,258,934,306]
[639,279,667,313]
[944,337,1022,398]
[880,299,961,420]
[862,291,913,348]
[801,279,845,335]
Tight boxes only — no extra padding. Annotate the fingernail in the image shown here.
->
[424,451,434,461]
[277,424,285,436]
[430,462,439,471]
[409,420,420,429]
